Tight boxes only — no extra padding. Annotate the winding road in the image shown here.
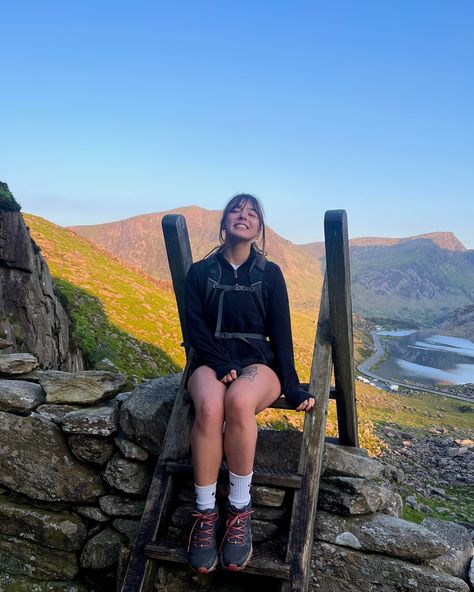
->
[357,331,474,404]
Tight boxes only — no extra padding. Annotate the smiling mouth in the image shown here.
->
[234,223,249,229]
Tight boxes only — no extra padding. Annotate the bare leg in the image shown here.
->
[223,364,281,475]
[188,366,226,485]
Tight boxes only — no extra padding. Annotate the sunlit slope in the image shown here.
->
[23,213,185,369]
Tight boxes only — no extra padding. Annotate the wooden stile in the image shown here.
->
[120,209,358,592]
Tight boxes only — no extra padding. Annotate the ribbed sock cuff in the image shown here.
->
[228,470,253,509]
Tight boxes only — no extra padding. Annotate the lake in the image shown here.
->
[374,331,474,386]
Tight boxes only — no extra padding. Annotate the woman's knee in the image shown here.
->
[193,397,225,431]
[224,391,254,424]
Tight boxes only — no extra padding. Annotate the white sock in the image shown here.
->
[228,470,253,509]
[195,482,217,511]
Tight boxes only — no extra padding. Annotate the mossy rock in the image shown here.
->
[0,182,21,212]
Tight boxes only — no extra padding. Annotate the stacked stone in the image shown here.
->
[0,351,180,592]
[310,443,474,592]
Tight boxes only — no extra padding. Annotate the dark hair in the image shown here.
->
[219,193,266,254]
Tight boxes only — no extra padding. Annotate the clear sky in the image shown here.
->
[2,1,473,246]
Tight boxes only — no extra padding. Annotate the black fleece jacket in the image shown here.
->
[184,248,311,408]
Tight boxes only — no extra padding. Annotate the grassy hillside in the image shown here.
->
[24,214,184,378]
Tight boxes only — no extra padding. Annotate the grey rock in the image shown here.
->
[0,534,78,580]
[405,495,418,508]
[311,541,470,592]
[0,210,81,372]
[469,556,474,589]
[422,517,474,579]
[61,402,119,436]
[119,374,181,454]
[171,505,194,530]
[80,527,126,569]
[103,454,152,495]
[314,511,449,561]
[114,431,149,461]
[324,443,384,479]
[73,506,110,523]
[68,434,114,465]
[252,519,280,542]
[36,404,82,422]
[0,573,88,591]
[0,353,38,375]
[447,447,459,457]
[0,411,104,502]
[113,519,140,546]
[99,495,146,517]
[0,379,45,412]
[318,477,400,515]
[0,497,87,551]
[40,370,126,405]
[255,429,301,471]
[251,485,285,507]
[253,505,287,521]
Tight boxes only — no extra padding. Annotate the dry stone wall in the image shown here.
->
[0,356,473,592]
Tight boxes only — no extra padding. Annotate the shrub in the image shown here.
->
[0,181,21,212]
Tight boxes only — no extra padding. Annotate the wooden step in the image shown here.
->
[145,538,290,580]
[165,459,302,489]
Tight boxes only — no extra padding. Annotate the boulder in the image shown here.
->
[0,573,88,592]
[114,431,149,461]
[112,519,140,546]
[314,511,449,562]
[39,370,126,405]
[68,434,114,465]
[324,443,384,479]
[252,519,280,542]
[73,506,110,523]
[61,403,119,436]
[36,404,82,423]
[251,485,285,507]
[0,497,87,551]
[0,353,38,375]
[119,374,180,454]
[99,495,145,517]
[103,454,152,495]
[0,412,104,502]
[0,379,45,412]
[318,477,401,515]
[0,534,78,580]
[80,527,126,570]
[422,517,474,579]
[311,541,470,592]
[255,429,301,471]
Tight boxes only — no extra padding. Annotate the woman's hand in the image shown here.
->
[296,397,315,413]
[220,369,238,384]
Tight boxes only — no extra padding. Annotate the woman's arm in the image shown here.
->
[266,264,314,410]
[185,263,242,380]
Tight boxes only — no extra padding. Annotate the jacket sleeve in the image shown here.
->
[185,263,242,379]
[266,265,313,408]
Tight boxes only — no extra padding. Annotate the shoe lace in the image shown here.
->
[188,510,219,551]
[221,509,254,546]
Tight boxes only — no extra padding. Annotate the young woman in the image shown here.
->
[184,194,314,573]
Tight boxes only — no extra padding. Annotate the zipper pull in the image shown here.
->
[234,269,238,280]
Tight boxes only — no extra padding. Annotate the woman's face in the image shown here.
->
[223,200,261,243]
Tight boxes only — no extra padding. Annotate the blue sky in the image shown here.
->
[1,1,473,246]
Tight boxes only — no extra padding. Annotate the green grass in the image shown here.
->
[402,485,474,525]
[54,278,178,383]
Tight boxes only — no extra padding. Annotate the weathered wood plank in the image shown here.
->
[162,214,193,348]
[284,276,333,592]
[324,209,359,447]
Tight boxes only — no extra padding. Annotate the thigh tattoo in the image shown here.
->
[239,366,258,382]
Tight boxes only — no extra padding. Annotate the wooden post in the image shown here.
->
[324,210,359,447]
[161,214,193,349]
